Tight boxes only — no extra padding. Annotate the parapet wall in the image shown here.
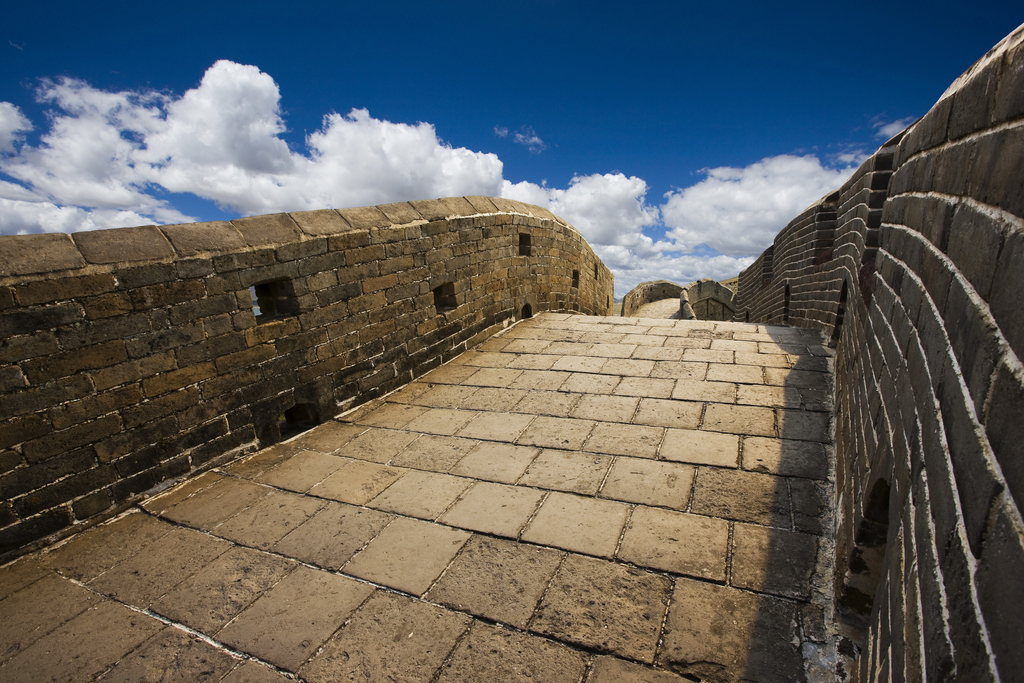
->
[735,23,1024,680]
[620,280,684,317]
[0,196,613,559]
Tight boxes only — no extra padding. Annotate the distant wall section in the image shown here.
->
[0,196,614,559]
[620,280,683,317]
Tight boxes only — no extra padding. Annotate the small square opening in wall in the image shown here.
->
[571,270,580,289]
[250,279,299,322]
[279,403,320,440]
[519,233,531,256]
[433,282,457,312]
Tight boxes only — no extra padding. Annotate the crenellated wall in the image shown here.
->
[735,22,1024,680]
[0,196,613,559]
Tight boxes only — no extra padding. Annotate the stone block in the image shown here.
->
[99,628,237,683]
[448,442,539,483]
[659,578,805,682]
[368,469,471,520]
[403,407,478,436]
[289,209,352,236]
[438,621,587,682]
[703,404,776,437]
[89,526,232,606]
[309,460,404,505]
[613,376,676,398]
[661,428,739,467]
[0,233,85,276]
[151,546,295,634]
[691,468,791,527]
[218,565,373,672]
[376,201,423,225]
[344,517,471,595]
[584,422,663,459]
[301,591,469,682]
[531,553,671,663]
[742,436,827,479]
[440,481,545,537]
[731,523,818,600]
[74,226,174,264]
[214,490,325,550]
[3,599,163,680]
[518,449,613,495]
[520,491,628,558]
[161,221,244,256]
[618,506,729,580]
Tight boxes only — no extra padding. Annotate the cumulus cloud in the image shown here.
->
[0,60,503,232]
[0,103,33,154]
[0,60,859,298]
[661,154,855,257]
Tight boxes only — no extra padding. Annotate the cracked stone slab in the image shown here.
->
[437,621,589,682]
[272,501,392,570]
[617,506,729,581]
[730,523,818,601]
[439,481,545,537]
[255,450,349,492]
[301,591,470,683]
[217,565,373,672]
[599,458,695,509]
[343,517,471,596]
[531,553,671,663]
[98,627,238,683]
[152,546,296,634]
[448,442,539,483]
[391,434,478,472]
[659,577,805,683]
[367,470,472,520]
[426,535,563,628]
[520,492,629,558]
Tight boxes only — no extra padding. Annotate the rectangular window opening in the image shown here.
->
[433,282,457,313]
[571,270,580,289]
[251,279,299,322]
[519,233,532,257]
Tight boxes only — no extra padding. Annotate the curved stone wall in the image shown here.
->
[0,196,613,558]
[735,23,1024,680]
[620,280,683,317]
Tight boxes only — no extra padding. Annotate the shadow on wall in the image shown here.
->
[732,20,1024,681]
[0,196,615,561]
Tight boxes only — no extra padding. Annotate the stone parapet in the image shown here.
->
[620,280,684,317]
[734,21,1024,681]
[0,197,614,560]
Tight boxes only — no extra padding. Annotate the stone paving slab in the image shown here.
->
[0,313,836,682]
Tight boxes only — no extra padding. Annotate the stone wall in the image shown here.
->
[679,278,736,321]
[620,280,683,317]
[0,196,614,560]
[735,23,1024,680]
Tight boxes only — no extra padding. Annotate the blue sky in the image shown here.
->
[1,1,1020,294]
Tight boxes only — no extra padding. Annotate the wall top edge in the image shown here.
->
[0,196,579,279]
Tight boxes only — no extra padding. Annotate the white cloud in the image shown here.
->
[0,61,857,299]
[494,125,508,137]
[0,102,33,154]
[0,60,503,232]
[661,154,855,257]
[873,116,916,139]
[512,126,546,153]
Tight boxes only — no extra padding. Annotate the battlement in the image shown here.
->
[0,197,613,558]
[735,22,1024,680]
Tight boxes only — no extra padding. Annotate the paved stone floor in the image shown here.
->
[0,313,836,682]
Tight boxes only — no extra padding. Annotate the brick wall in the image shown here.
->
[735,22,1024,680]
[0,196,614,560]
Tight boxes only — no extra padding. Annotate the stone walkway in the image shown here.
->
[0,313,835,682]
[632,298,683,319]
